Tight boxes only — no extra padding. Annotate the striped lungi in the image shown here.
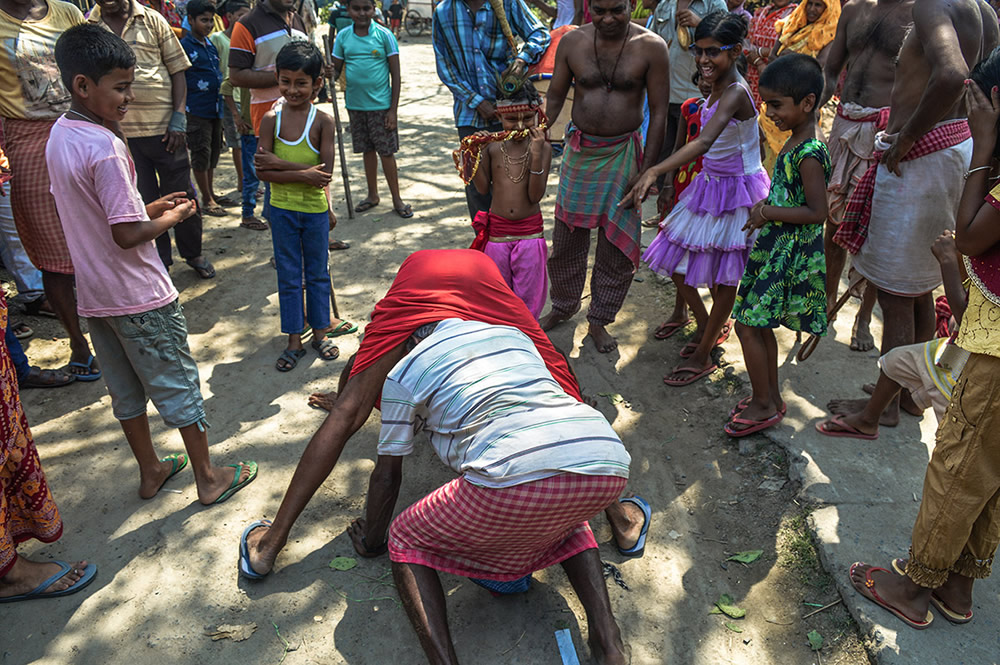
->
[2,118,73,274]
[388,472,626,581]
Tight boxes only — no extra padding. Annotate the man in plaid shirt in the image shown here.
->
[433,0,550,219]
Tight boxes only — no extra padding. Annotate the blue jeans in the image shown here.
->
[240,134,259,218]
[5,316,31,383]
[269,205,331,334]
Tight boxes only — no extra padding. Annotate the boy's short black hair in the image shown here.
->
[970,45,1000,158]
[275,41,324,80]
[55,23,136,91]
[497,78,542,107]
[348,0,375,6]
[223,0,251,13]
[186,0,217,18]
[759,53,824,104]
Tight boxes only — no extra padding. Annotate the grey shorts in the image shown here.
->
[347,108,399,156]
[86,299,206,429]
[222,108,239,149]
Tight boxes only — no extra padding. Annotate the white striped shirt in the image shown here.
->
[378,319,631,488]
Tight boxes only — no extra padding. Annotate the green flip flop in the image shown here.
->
[149,454,188,496]
[211,461,258,505]
[324,321,358,337]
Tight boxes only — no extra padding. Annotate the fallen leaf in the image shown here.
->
[725,622,743,634]
[206,623,257,642]
[329,556,358,571]
[598,392,626,405]
[727,550,763,564]
[714,594,746,619]
[807,629,823,651]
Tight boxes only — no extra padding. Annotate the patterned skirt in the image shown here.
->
[0,291,62,576]
[388,472,626,581]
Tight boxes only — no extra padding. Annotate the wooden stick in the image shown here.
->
[802,598,841,619]
[322,34,354,220]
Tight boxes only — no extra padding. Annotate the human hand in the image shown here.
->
[880,133,914,177]
[384,108,397,131]
[324,62,335,80]
[301,163,332,188]
[931,229,958,266]
[966,80,1000,155]
[159,198,196,227]
[528,126,546,155]
[146,191,189,220]
[235,115,253,135]
[743,200,769,233]
[476,100,497,122]
[677,9,701,27]
[162,129,186,153]
[254,147,283,171]
[347,518,387,558]
[328,207,338,230]
[621,169,657,209]
[657,185,675,218]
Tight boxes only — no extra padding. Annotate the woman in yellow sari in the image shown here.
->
[758,0,841,174]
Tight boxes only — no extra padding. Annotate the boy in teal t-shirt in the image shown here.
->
[332,0,412,218]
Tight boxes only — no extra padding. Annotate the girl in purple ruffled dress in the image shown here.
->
[625,11,770,387]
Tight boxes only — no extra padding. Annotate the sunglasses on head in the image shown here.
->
[688,44,737,57]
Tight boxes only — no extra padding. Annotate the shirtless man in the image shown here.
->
[819,0,912,355]
[540,0,669,353]
[825,0,998,431]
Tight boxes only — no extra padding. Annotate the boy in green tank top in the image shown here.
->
[255,41,355,371]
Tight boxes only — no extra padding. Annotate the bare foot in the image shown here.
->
[539,307,578,332]
[849,562,931,626]
[245,523,280,577]
[589,634,629,665]
[138,454,187,499]
[827,397,899,427]
[196,462,256,505]
[307,391,339,411]
[0,557,90,598]
[850,317,876,352]
[588,323,617,353]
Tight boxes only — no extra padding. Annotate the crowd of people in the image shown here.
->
[2,0,1000,661]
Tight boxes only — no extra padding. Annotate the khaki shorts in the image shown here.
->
[86,299,206,429]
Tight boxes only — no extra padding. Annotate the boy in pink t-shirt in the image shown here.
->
[47,24,258,506]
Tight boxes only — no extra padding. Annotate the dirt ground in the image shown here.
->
[3,36,872,665]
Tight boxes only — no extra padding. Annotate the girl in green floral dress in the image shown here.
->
[728,54,832,437]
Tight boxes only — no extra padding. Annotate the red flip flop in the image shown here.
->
[679,321,733,358]
[815,415,879,440]
[849,562,933,630]
[890,559,974,623]
[654,319,690,340]
[724,410,784,437]
[729,397,787,419]
[663,364,717,387]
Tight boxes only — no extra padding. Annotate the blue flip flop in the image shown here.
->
[239,520,272,580]
[66,354,101,382]
[618,496,651,558]
[0,561,98,603]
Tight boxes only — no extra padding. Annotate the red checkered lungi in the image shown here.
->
[388,472,626,581]
[2,118,73,274]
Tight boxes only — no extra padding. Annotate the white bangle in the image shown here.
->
[529,168,545,175]
[964,165,992,180]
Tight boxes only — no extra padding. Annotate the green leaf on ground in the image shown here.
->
[329,556,358,571]
[807,629,823,651]
[709,606,722,615]
[727,550,764,564]
[724,622,743,634]
[713,594,746,619]
[598,392,625,405]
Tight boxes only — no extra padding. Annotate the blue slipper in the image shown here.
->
[239,520,272,580]
[617,496,651,558]
[0,561,98,603]
[65,354,101,382]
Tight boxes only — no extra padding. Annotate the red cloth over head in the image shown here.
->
[350,249,583,402]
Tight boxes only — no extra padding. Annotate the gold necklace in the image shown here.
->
[500,140,530,183]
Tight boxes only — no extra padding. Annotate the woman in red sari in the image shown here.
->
[0,292,96,603]
[744,0,798,106]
